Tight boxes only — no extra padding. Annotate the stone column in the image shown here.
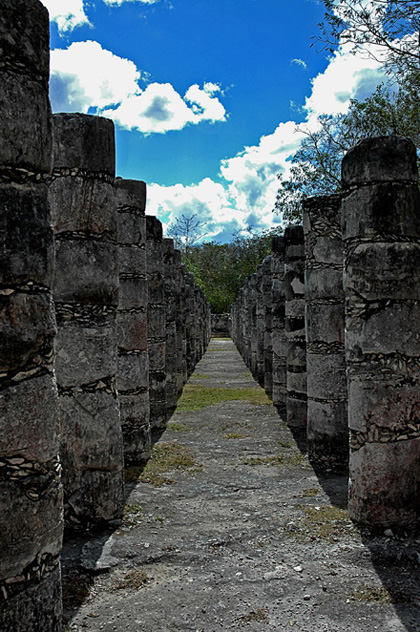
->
[249,274,258,378]
[284,226,307,430]
[303,195,348,470]
[255,265,266,385]
[50,113,124,530]
[163,238,178,412]
[262,256,273,397]
[0,1,63,628]
[146,216,167,437]
[185,274,197,377]
[271,236,287,415]
[174,255,188,394]
[342,136,420,529]
[114,178,150,466]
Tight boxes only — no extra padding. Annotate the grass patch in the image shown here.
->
[244,453,306,467]
[125,442,201,487]
[223,432,246,439]
[189,373,211,380]
[299,488,320,498]
[177,384,271,411]
[351,585,410,604]
[114,570,151,591]
[289,504,353,542]
[235,608,268,625]
[167,422,191,432]
[122,502,142,527]
[278,440,293,449]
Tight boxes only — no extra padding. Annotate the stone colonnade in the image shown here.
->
[231,135,420,532]
[0,1,210,628]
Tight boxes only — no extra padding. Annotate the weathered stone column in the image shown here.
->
[114,179,150,465]
[271,236,287,415]
[146,216,167,436]
[262,256,273,397]
[284,226,307,430]
[0,1,63,628]
[249,274,258,378]
[255,265,266,385]
[174,255,188,394]
[185,273,197,377]
[50,113,124,529]
[303,195,348,470]
[163,239,178,412]
[342,136,420,529]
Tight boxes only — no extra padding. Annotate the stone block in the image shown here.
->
[118,278,147,310]
[0,72,52,173]
[117,311,147,352]
[53,113,115,175]
[0,374,59,461]
[306,354,347,400]
[0,184,53,286]
[342,136,417,186]
[49,177,116,236]
[117,212,146,246]
[55,323,117,388]
[349,438,420,528]
[54,239,119,305]
[118,245,146,276]
[117,352,149,391]
[305,302,344,345]
[305,268,343,301]
[0,291,55,372]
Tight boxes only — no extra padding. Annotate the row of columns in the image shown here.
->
[0,1,211,628]
[231,135,420,533]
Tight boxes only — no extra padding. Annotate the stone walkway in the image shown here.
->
[63,339,420,632]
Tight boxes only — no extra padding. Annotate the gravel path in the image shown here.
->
[62,339,420,632]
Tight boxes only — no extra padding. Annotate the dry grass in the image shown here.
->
[125,441,201,487]
[177,384,270,411]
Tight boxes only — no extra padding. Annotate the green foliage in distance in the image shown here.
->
[274,73,420,223]
[184,229,280,313]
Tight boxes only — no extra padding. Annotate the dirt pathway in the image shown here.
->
[63,339,420,632]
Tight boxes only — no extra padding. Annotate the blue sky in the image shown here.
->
[42,0,385,242]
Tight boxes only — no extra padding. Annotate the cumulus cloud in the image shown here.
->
[149,46,387,241]
[41,0,90,33]
[50,41,226,134]
[304,45,386,118]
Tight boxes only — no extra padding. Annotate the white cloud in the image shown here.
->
[149,45,387,241]
[41,0,90,33]
[304,45,386,118]
[50,41,226,134]
[50,41,141,112]
[291,58,308,70]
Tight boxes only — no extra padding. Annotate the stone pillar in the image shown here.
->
[284,226,307,430]
[271,236,287,415]
[185,274,197,377]
[249,274,258,378]
[255,265,265,385]
[146,216,167,436]
[114,178,150,465]
[50,113,124,530]
[174,255,188,394]
[342,136,420,529]
[163,238,178,412]
[303,195,348,470]
[0,1,63,628]
[262,256,273,397]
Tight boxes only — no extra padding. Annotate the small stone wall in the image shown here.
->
[211,313,230,337]
[231,135,420,531]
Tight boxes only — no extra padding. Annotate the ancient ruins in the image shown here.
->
[2,0,420,630]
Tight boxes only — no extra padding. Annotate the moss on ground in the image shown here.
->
[167,422,191,432]
[235,608,268,624]
[125,442,201,486]
[243,453,306,467]
[177,384,270,411]
[189,373,211,380]
[223,432,247,439]
[288,504,354,542]
[114,570,151,591]
[351,585,411,604]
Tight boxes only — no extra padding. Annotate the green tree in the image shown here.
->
[274,78,420,223]
[317,0,420,76]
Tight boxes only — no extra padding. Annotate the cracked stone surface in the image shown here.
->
[62,339,420,632]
